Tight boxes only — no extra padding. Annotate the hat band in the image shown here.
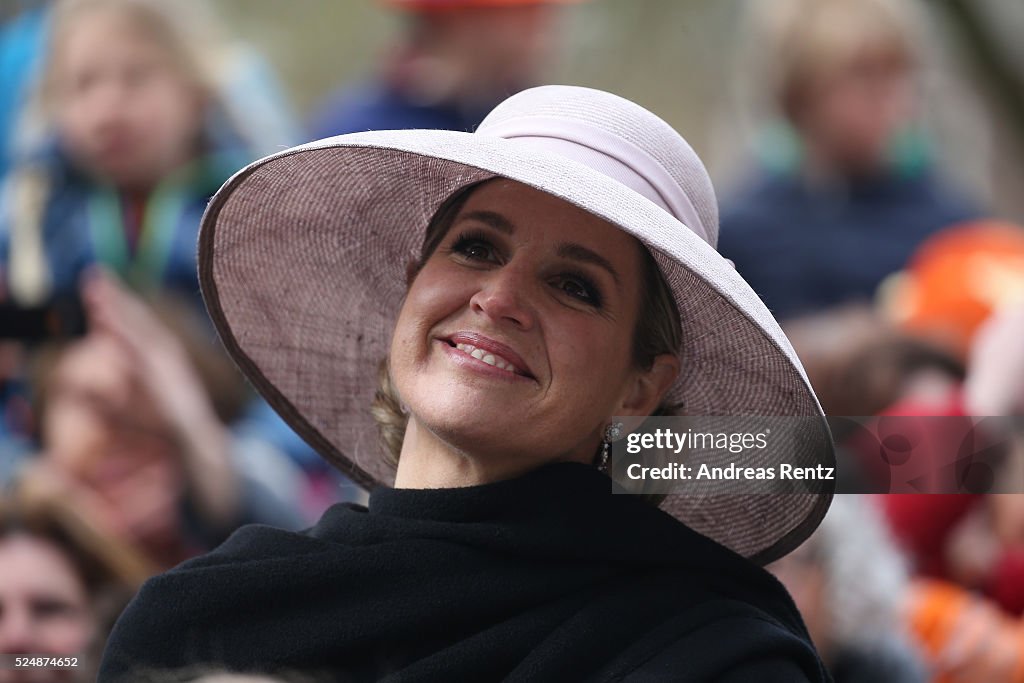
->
[478,116,710,245]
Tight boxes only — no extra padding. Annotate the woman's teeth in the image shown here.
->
[455,343,520,374]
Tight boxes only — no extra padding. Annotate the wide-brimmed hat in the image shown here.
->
[198,85,834,564]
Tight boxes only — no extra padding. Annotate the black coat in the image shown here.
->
[99,462,830,682]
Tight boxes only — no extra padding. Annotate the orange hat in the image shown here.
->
[880,220,1024,359]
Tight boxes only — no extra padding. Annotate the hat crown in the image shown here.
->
[476,85,719,247]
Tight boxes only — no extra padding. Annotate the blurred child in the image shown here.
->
[0,0,323,493]
[1,0,250,309]
[719,0,980,321]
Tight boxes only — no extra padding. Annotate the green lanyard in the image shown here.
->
[86,172,190,292]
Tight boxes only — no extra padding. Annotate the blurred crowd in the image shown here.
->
[0,0,1022,681]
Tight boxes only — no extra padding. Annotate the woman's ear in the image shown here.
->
[617,353,680,417]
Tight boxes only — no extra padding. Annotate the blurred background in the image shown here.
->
[1,0,1024,681]
[174,0,1024,220]
[6,0,1021,217]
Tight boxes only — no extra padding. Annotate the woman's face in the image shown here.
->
[0,535,94,663]
[390,179,674,471]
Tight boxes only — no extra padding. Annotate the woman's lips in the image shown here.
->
[441,332,535,380]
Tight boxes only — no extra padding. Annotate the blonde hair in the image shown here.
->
[371,181,683,468]
[743,0,929,116]
[38,0,221,120]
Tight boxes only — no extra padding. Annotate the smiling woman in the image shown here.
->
[99,85,835,682]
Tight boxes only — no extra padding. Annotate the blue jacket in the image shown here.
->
[0,142,246,311]
[718,167,980,320]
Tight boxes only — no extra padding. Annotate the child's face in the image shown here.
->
[791,48,915,175]
[53,10,205,190]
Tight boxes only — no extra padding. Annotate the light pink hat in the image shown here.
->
[198,85,833,564]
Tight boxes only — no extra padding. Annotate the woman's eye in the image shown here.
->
[461,242,492,260]
[450,233,499,263]
[554,276,602,307]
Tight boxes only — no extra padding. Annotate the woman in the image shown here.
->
[100,86,835,681]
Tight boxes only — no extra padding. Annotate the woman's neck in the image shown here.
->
[393,417,580,489]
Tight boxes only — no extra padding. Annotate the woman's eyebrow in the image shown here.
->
[557,243,620,287]
[458,210,515,234]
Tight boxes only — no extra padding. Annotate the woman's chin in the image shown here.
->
[407,405,534,457]
[427,409,521,443]
[405,373,535,421]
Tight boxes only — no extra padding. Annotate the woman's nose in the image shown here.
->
[469,265,536,330]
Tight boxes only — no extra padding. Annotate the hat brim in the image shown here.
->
[198,129,834,564]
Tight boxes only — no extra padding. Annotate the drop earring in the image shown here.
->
[598,422,623,473]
